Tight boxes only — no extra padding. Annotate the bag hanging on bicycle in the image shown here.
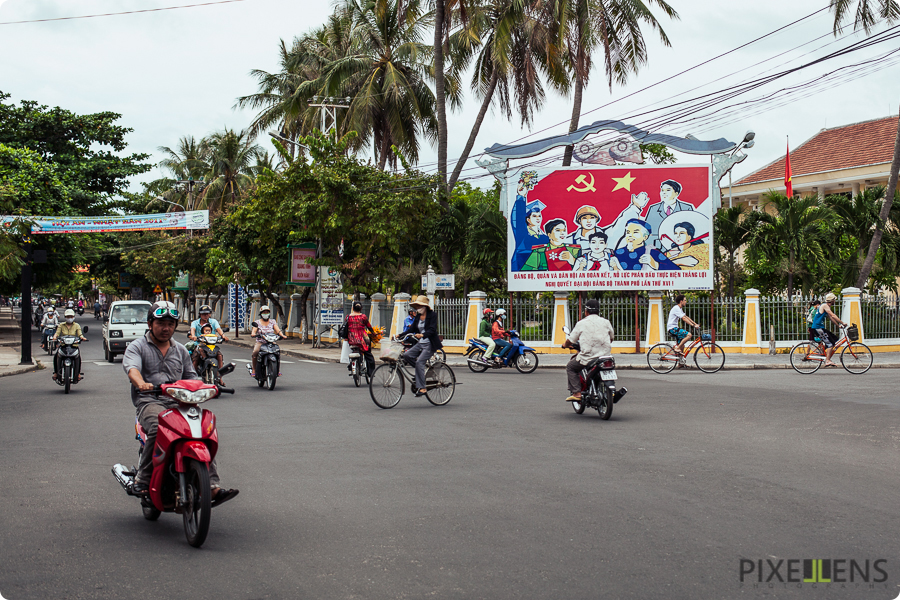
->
[338,319,349,339]
[846,324,859,341]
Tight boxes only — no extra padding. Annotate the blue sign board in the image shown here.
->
[228,283,247,331]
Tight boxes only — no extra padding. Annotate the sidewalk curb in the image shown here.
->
[0,361,42,378]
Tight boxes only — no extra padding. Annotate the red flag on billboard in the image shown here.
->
[784,140,793,198]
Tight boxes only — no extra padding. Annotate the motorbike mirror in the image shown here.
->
[250,321,258,328]
[219,363,236,375]
[82,325,89,334]
[562,326,571,335]
[217,386,235,394]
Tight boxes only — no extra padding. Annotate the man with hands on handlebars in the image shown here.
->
[562,299,614,402]
[667,294,699,355]
[122,301,238,505]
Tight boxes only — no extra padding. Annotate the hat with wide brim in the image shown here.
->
[409,295,431,309]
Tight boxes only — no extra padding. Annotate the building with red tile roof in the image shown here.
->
[721,115,898,209]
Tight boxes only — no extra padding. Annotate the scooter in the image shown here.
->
[112,380,235,548]
[43,324,58,355]
[247,331,281,390]
[54,327,88,394]
[562,326,627,420]
[192,334,235,385]
[465,329,539,374]
[76,305,84,316]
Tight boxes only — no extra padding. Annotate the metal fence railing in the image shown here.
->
[433,297,468,340]
[486,295,555,342]
[569,294,647,342]
[861,294,900,339]
[711,296,745,342]
[758,295,826,343]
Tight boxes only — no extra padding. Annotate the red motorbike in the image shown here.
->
[112,379,234,547]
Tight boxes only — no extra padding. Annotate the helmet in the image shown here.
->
[585,299,600,314]
[64,309,75,317]
[48,307,56,314]
[147,301,179,323]
[482,308,494,316]
[199,304,212,314]
[259,305,271,313]
[495,308,506,317]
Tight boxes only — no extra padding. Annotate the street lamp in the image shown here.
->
[268,131,310,151]
[727,132,756,209]
[154,196,185,212]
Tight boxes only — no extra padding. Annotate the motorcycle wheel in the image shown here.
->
[266,361,277,390]
[203,367,217,385]
[514,350,539,374]
[141,498,161,521]
[467,349,489,373]
[352,357,361,388]
[183,459,212,548]
[571,398,586,414]
[64,367,71,394]
[597,388,613,420]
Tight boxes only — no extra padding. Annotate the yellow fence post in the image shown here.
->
[551,292,570,347]
[389,293,411,339]
[465,291,487,342]
[646,291,664,347]
[742,288,761,353]
[840,287,864,341]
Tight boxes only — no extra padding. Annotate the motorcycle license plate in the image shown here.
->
[600,370,617,380]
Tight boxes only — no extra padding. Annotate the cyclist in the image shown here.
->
[478,308,498,364]
[810,292,847,367]
[395,295,442,397]
[346,301,376,376]
[667,294,699,355]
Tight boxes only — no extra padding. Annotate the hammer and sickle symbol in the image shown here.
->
[567,173,596,193]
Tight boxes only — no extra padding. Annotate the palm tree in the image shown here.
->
[825,186,900,289]
[147,136,210,212]
[713,205,750,298]
[197,129,261,214]
[746,193,833,297]
[829,0,900,287]
[548,0,678,167]
[446,0,567,190]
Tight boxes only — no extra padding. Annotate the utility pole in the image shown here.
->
[308,97,350,140]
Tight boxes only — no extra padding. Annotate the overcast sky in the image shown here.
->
[1,0,898,194]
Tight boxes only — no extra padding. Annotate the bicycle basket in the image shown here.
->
[379,341,403,362]
[846,324,859,342]
[700,329,712,341]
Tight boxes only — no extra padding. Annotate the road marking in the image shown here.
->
[92,362,117,366]
[233,359,251,362]
[299,359,321,364]
[281,360,294,364]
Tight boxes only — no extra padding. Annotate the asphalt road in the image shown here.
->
[1,316,899,599]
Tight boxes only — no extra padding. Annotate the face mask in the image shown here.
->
[417,307,426,314]
[260,313,270,321]
[66,318,74,324]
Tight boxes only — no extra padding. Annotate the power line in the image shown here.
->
[0,0,249,26]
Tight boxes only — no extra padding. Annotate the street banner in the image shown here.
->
[172,271,189,291]
[3,210,210,234]
[228,283,247,331]
[287,243,317,287]
[506,165,713,291]
[319,267,344,325]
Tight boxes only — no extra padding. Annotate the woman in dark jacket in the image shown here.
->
[397,295,442,396]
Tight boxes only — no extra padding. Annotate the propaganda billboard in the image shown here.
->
[506,165,713,291]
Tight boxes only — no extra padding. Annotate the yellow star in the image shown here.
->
[611,171,636,192]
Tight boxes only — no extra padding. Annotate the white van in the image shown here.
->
[103,300,151,362]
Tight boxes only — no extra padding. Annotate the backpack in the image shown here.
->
[806,305,817,325]
[338,318,349,339]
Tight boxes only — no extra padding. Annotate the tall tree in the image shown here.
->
[198,129,261,213]
[547,0,678,167]
[713,205,750,298]
[828,0,900,288]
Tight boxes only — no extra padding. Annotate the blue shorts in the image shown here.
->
[668,327,689,343]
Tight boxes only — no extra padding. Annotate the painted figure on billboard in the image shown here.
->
[612,219,680,271]
[521,219,582,271]
[643,179,694,248]
[659,213,711,271]
[573,231,622,272]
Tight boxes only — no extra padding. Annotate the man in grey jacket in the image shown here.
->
[122,301,238,505]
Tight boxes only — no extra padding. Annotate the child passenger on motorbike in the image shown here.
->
[193,323,226,384]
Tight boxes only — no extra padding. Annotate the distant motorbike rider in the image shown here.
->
[250,306,285,378]
[52,309,87,381]
[491,309,512,361]
[122,301,238,505]
[193,323,227,384]
[94,300,102,319]
[189,305,229,342]
[478,308,499,364]
[562,298,615,402]
[40,307,60,349]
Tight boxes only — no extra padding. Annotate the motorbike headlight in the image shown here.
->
[166,387,217,404]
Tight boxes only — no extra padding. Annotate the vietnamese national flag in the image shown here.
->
[784,140,793,198]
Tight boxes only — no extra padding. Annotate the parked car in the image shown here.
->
[102,301,152,363]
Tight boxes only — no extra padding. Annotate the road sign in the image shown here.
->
[153,285,162,294]
[421,274,455,290]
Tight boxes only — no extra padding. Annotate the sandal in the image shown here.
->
[211,487,239,507]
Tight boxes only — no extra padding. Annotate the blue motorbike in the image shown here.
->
[465,329,539,374]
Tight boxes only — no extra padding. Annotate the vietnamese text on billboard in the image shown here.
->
[507,165,713,291]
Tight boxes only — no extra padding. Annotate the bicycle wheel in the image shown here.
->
[369,364,403,409]
[841,342,873,374]
[693,342,725,373]
[425,363,455,406]
[789,342,822,374]
[647,343,677,374]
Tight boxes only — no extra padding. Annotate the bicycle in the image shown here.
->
[349,345,372,388]
[789,324,872,374]
[647,326,725,374]
[368,342,456,409]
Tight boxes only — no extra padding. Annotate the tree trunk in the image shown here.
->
[787,249,795,298]
[448,69,500,191]
[562,59,585,167]
[433,0,448,191]
[856,107,900,289]
[727,251,735,299]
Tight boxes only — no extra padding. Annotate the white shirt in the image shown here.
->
[567,314,614,365]
[667,305,685,331]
